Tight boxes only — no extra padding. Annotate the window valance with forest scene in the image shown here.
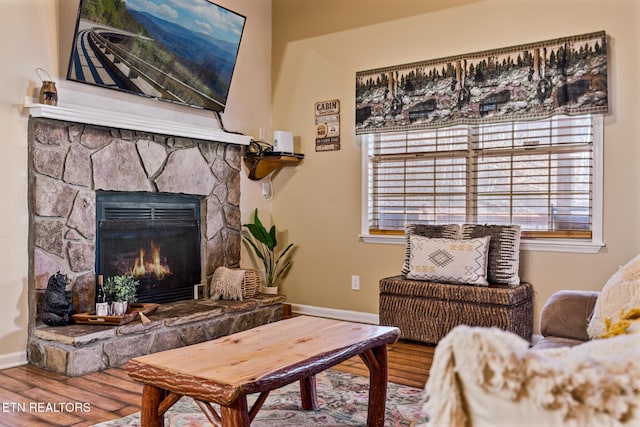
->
[355,31,607,134]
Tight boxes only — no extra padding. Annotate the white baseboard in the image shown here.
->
[289,303,379,325]
[0,351,27,370]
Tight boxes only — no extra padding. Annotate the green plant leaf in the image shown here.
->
[243,209,276,249]
[275,243,295,264]
[244,223,268,244]
[103,274,139,303]
[242,208,296,288]
[273,259,294,284]
[243,235,265,261]
[268,225,277,250]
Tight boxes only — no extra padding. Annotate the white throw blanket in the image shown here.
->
[210,267,245,301]
[421,326,640,427]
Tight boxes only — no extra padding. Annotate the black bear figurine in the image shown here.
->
[41,271,74,326]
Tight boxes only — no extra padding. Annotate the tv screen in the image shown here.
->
[66,0,246,112]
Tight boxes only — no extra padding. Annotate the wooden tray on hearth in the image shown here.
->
[72,303,160,326]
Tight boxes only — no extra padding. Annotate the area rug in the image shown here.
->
[93,369,426,426]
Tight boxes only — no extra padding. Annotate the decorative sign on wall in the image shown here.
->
[355,31,607,134]
[315,99,341,151]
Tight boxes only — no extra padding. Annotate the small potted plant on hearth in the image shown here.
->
[243,208,296,294]
[104,274,139,316]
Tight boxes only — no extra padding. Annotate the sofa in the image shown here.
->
[421,324,640,427]
[415,251,640,426]
[532,289,600,349]
[418,285,640,427]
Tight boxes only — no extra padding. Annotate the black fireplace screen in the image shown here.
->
[96,191,201,303]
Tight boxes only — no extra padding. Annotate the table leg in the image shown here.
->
[140,384,165,427]
[300,374,318,410]
[220,396,251,427]
[364,345,389,427]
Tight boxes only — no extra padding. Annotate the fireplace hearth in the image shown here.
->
[96,191,201,303]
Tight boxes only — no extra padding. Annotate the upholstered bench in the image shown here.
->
[379,276,533,344]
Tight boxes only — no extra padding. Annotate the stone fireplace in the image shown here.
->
[28,117,242,320]
[26,117,285,376]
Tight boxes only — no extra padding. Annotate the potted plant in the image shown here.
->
[243,208,295,294]
[104,275,139,315]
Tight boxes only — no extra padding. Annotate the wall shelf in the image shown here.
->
[244,154,303,180]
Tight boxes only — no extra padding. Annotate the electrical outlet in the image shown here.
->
[351,275,360,290]
[262,181,272,199]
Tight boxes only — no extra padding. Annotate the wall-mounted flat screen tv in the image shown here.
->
[66,0,246,112]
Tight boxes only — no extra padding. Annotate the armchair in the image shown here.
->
[421,324,640,427]
[419,289,640,427]
[532,289,599,349]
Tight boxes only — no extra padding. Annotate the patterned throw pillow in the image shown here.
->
[402,224,460,276]
[461,224,521,286]
[406,235,491,286]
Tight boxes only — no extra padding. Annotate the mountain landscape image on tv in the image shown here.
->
[67,0,246,112]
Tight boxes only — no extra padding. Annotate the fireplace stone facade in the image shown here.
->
[28,117,242,323]
[26,118,286,377]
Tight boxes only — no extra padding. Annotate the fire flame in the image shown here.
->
[129,241,172,280]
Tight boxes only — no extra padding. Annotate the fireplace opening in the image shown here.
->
[96,191,201,303]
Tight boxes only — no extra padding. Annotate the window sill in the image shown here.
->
[359,234,605,254]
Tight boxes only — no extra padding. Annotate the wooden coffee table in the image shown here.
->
[126,316,400,427]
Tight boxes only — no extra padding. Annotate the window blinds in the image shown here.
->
[367,115,593,238]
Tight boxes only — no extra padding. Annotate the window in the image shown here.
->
[361,114,603,252]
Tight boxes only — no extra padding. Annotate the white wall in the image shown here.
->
[0,0,271,368]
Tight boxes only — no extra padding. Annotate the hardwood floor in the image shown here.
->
[0,363,141,426]
[0,339,434,426]
[332,339,434,389]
